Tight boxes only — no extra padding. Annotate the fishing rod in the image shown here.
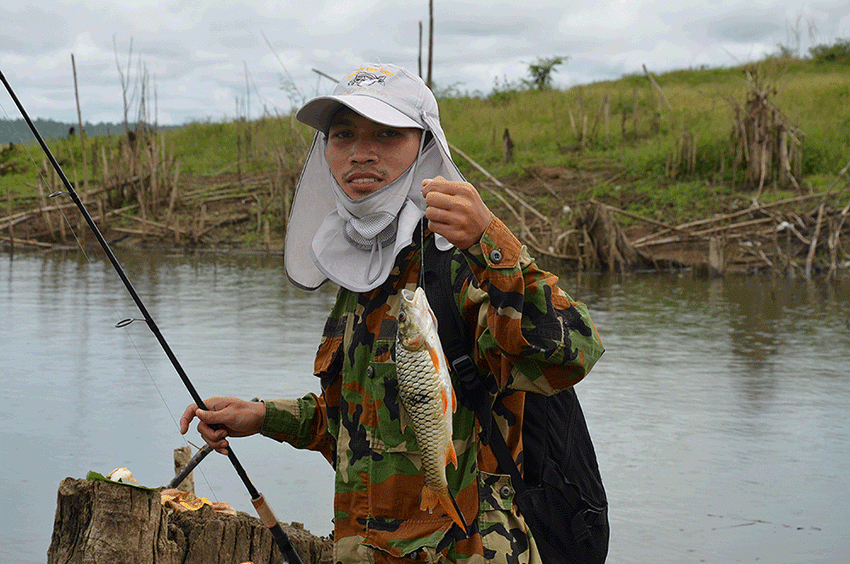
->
[0,70,304,564]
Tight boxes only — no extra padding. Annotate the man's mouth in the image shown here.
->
[345,171,384,184]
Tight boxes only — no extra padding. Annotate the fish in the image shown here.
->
[395,287,468,534]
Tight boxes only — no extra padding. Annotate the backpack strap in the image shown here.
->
[422,241,606,559]
[421,241,506,465]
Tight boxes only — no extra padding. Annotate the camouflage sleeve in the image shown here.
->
[458,214,604,394]
[259,394,335,465]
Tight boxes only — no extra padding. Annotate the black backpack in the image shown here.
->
[422,242,609,564]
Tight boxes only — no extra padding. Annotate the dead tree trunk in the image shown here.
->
[48,477,332,564]
[48,477,178,564]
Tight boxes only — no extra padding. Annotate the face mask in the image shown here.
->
[310,136,438,292]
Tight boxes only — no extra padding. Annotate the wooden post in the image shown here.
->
[568,107,578,140]
[805,203,826,278]
[71,54,89,197]
[5,181,12,254]
[708,237,724,276]
[502,128,514,163]
[237,132,243,185]
[173,446,196,496]
[633,86,639,137]
[643,64,673,130]
[38,158,55,238]
[427,0,434,88]
[603,94,610,143]
[418,21,423,77]
[621,106,627,141]
[66,144,86,242]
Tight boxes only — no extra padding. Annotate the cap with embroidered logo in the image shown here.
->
[296,64,428,133]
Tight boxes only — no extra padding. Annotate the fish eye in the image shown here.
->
[398,311,406,323]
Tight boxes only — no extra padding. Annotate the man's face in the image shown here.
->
[325,108,422,200]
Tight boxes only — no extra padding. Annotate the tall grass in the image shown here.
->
[439,56,849,191]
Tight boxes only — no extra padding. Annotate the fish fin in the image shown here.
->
[445,439,458,469]
[427,305,439,332]
[398,400,411,433]
[450,385,457,413]
[427,343,442,373]
[420,485,469,536]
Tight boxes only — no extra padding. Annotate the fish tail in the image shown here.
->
[420,484,469,535]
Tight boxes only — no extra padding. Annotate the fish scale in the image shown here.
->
[396,287,469,534]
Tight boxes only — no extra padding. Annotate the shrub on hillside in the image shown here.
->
[809,38,850,63]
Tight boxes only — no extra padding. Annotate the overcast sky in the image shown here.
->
[1,0,848,126]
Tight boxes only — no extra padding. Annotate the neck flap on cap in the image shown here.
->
[284,63,464,292]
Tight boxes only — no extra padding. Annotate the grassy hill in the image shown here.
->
[2,48,849,272]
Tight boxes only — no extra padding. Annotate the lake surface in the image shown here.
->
[1,248,848,563]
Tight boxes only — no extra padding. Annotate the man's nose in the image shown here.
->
[348,136,378,162]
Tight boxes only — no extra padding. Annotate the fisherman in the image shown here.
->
[181,63,604,563]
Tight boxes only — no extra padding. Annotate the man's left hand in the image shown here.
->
[422,176,492,250]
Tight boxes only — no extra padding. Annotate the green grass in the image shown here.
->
[3,53,848,223]
[439,55,850,189]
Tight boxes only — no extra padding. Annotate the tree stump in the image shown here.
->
[48,477,332,564]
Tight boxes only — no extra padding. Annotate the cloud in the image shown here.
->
[1,0,846,126]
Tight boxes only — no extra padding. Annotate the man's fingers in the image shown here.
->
[179,403,199,434]
[196,418,231,454]
[422,176,466,197]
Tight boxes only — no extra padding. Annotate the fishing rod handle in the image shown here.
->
[253,494,305,564]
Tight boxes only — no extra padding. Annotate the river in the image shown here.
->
[1,248,848,563]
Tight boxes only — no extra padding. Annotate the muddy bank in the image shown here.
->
[3,166,849,278]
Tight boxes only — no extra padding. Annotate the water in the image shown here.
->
[1,249,848,563]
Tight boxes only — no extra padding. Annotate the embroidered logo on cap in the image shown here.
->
[348,71,387,87]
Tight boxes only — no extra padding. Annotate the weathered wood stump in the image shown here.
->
[48,477,332,564]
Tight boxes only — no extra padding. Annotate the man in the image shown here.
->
[181,63,603,563]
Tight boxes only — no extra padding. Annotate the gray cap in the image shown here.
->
[296,64,432,132]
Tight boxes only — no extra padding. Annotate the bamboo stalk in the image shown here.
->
[5,183,12,253]
[36,163,56,238]
[632,86,639,137]
[805,202,826,277]
[447,141,549,223]
[590,198,696,237]
[632,191,830,246]
[1,234,53,248]
[117,212,189,236]
[71,54,89,197]
[643,64,673,127]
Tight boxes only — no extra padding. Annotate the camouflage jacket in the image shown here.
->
[261,216,604,563]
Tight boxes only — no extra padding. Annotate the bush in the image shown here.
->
[809,38,850,63]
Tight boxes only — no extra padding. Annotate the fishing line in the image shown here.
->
[1,89,221,501]
[1,70,302,563]
[115,318,220,501]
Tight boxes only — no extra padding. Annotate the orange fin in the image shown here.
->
[427,343,441,373]
[420,484,469,536]
[445,439,458,469]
